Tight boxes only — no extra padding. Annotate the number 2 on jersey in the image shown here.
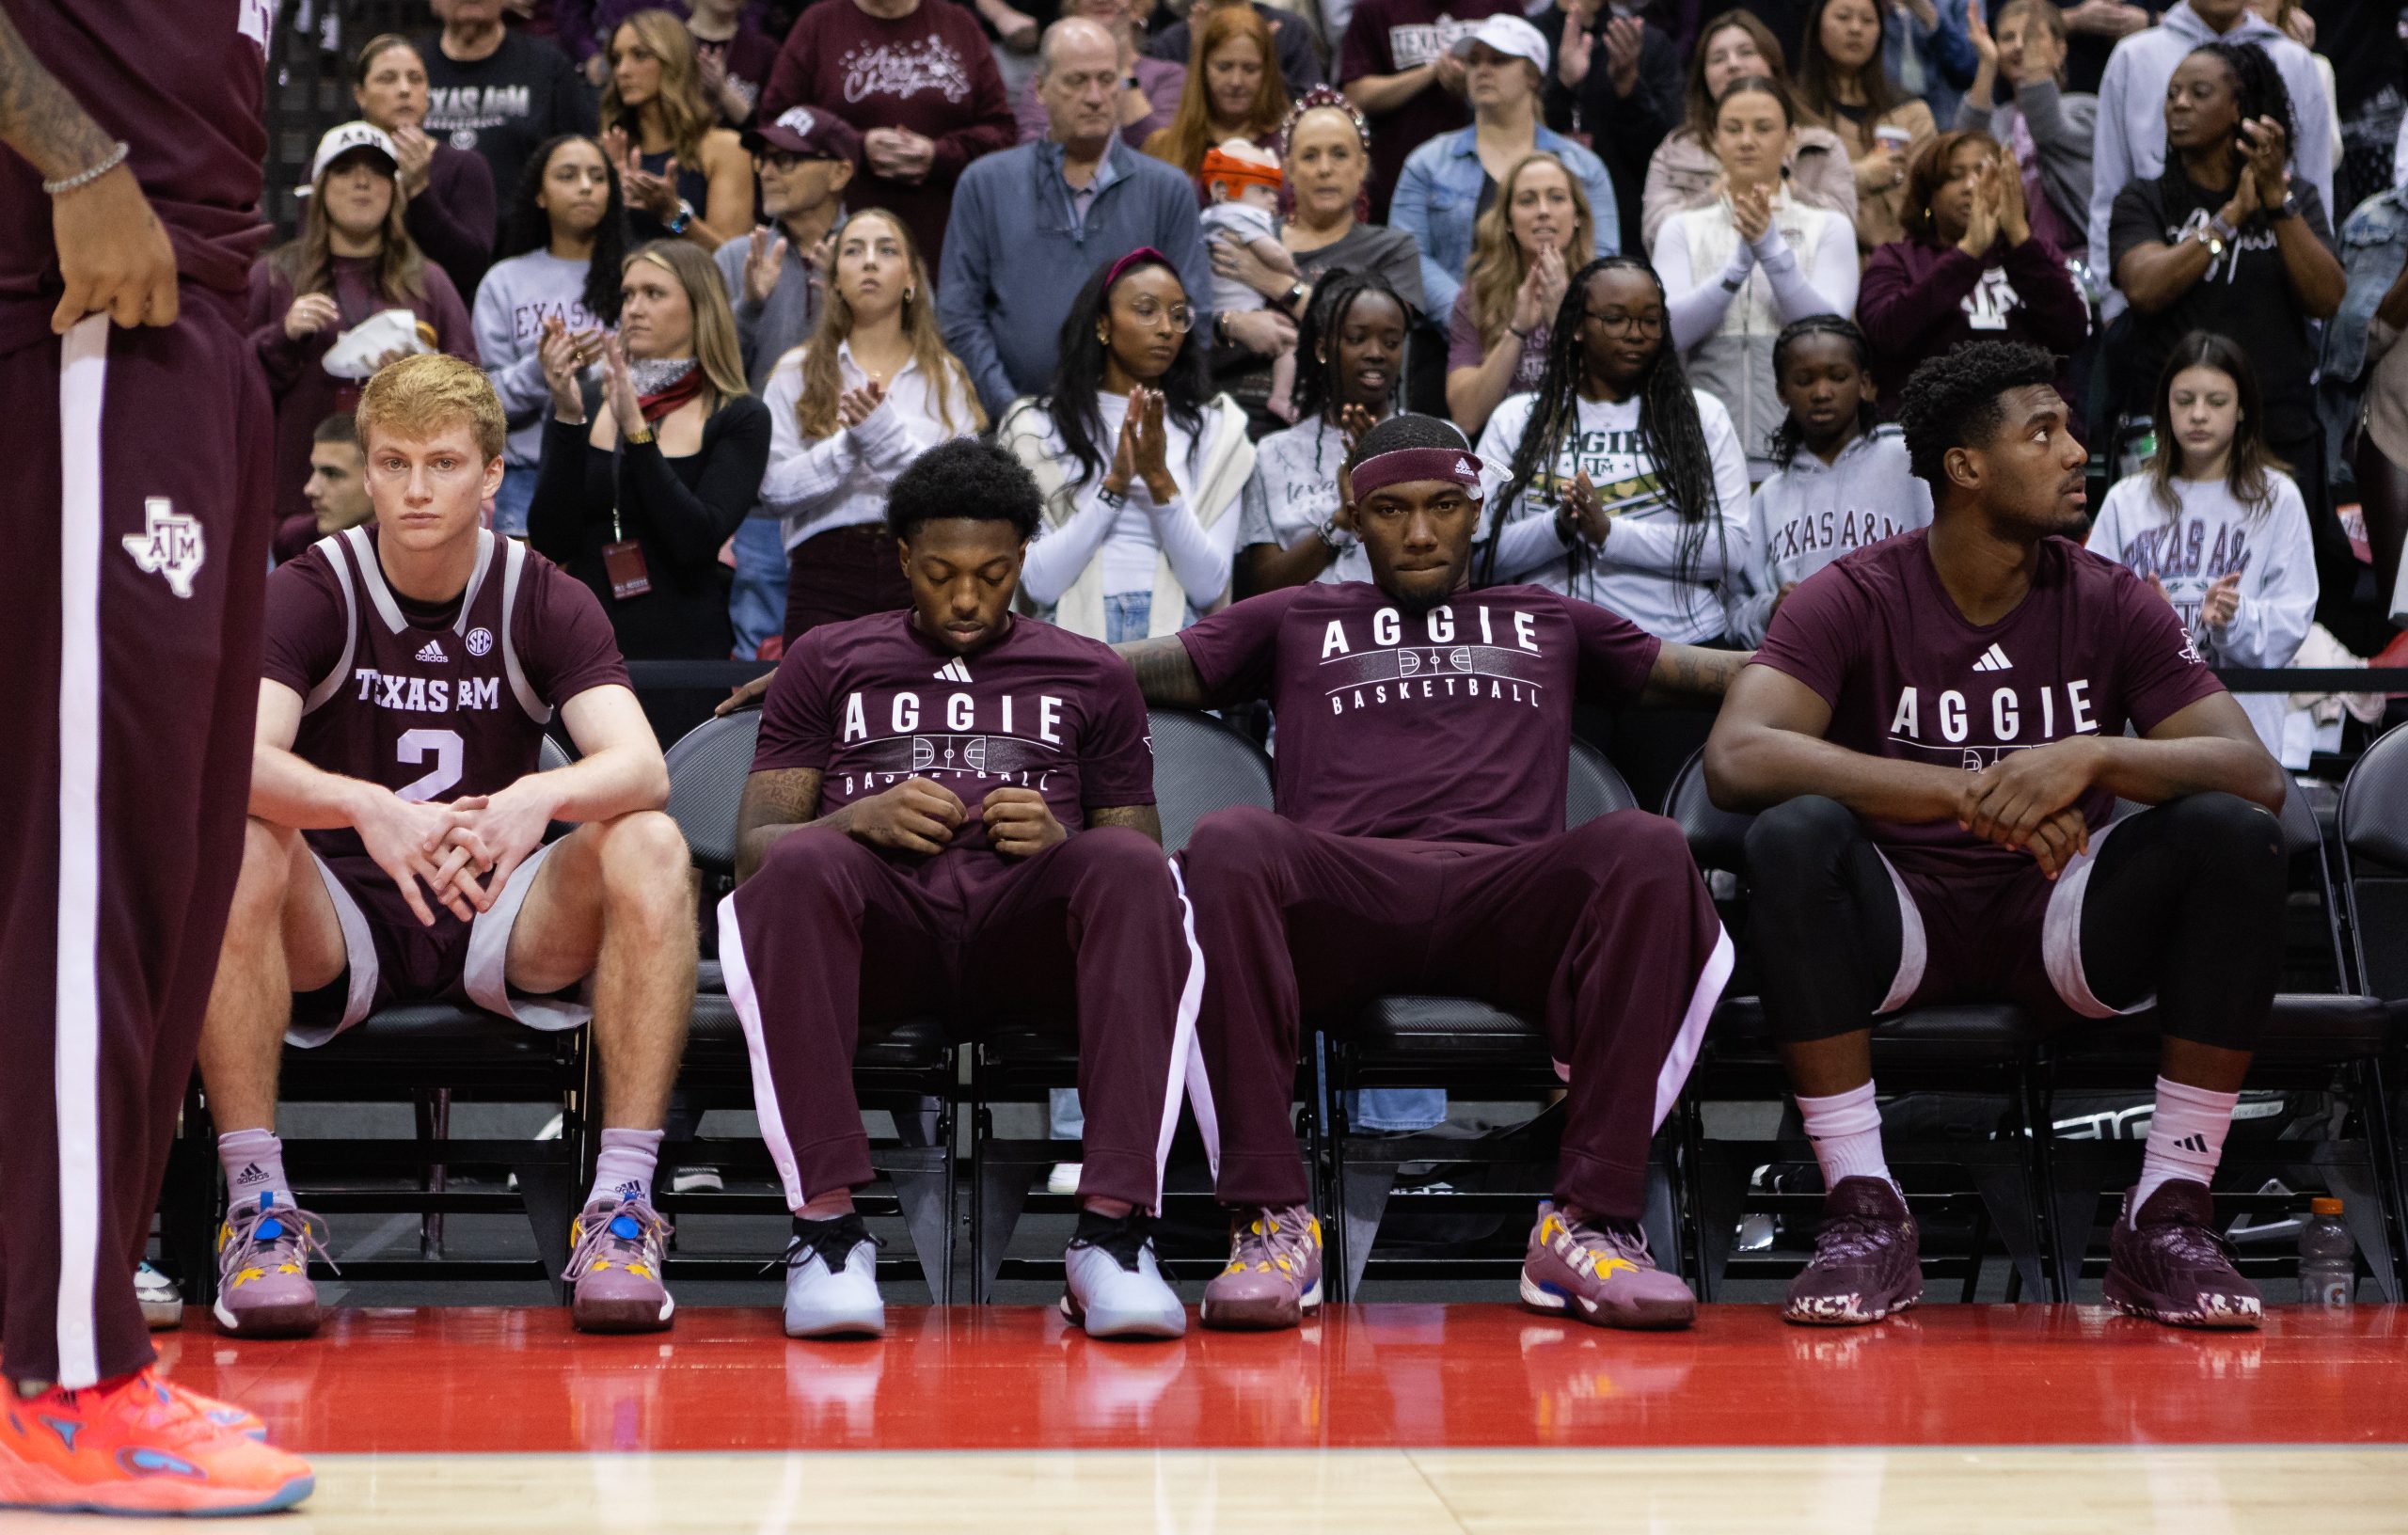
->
[396,728,465,802]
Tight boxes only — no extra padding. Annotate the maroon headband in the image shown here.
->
[1349,445,1486,500]
[1104,245,1172,291]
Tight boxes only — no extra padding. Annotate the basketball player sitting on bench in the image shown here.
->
[198,355,695,1339]
[1705,340,2289,1330]
[1117,413,1746,1334]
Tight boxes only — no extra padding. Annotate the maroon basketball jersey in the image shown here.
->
[0,0,274,349]
[262,526,629,863]
[1751,530,2226,878]
[1176,582,1661,847]
[753,609,1155,860]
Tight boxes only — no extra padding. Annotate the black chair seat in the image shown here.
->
[697,958,723,994]
[2052,993,2394,1068]
[682,994,947,1071]
[290,1003,564,1066]
[1351,995,1545,1057]
[1707,997,2038,1068]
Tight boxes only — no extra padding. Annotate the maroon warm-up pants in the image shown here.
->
[0,299,271,1387]
[719,826,1201,1212]
[1178,807,1734,1221]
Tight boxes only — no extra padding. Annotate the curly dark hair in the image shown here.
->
[1482,256,1723,588]
[495,134,629,326]
[1766,316,1878,470]
[2182,40,2298,175]
[885,437,1044,543]
[1897,340,2060,496]
[1040,250,1210,490]
[1290,267,1409,461]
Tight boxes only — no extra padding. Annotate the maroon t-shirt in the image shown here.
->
[1751,530,2226,878]
[1179,582,1660,846]
[753,609,1156,862]
[0,0,273,350]
[757,0,1016,265]
[262,525,628,865]
[1336,0,1517,219]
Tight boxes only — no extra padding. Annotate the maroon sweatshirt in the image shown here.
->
[759,0,1016,265]
[1855,234,2091,419]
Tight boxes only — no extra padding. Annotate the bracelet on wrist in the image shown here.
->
[43,140,130,196]
[1096,483,1129,509]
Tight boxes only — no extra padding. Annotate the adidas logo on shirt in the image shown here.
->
[932,657,974,684]
[1971,643,2013,673]
[417,638,449,664]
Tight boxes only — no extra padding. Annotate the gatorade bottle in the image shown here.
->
[2298,1197,2355,1309]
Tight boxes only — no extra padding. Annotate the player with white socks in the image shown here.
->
[1707,340,2289,1329]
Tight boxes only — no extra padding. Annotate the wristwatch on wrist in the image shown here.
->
[665,198,695,236]
[623,419,655,446]
[1096,483,1128,509]
[1284,279,1309,311]
[2194,224,2225,259]
[1314,515,1354,553]
[2271,193,2301,221]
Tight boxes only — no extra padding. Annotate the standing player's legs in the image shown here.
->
[2066,794,2284,1327]
[1745,795,1930,1325]
[190,822,347,1338]
[496,810,696,1332]
[719,828,952,1339]
[961,826,1198,1339]
[0,309,310,1512]
[1438,813,1731,1330]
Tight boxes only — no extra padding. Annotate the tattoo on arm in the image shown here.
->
[1113,637,1209,708]
[1086,803,1164,847]
[1641,643,1751,706]
[733,767,822,884]
[0,7,116,181]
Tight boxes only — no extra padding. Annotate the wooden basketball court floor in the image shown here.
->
[11,1304,2399,1533]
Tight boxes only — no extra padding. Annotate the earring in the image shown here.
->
[903,287,914,305]
[1097,325,1109,344]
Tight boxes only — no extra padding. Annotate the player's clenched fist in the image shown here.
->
[846,777,966,855]
[982,787,1066,859]
[50,163,181,333]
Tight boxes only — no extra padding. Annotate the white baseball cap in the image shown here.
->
[309,121,399,183]
[1452,14,1550,74]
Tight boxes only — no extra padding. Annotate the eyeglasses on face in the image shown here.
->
[1582,309,1665,335]
[1125,297,1194,332]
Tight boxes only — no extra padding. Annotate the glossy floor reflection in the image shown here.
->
[150,1304,2408,1456]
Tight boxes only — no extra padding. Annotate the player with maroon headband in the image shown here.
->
[1705,340,2289,1330]
[0,0,315,1516]
[725,437,1196,1342]
[198,355,696,1341]
[1117,412,1745,1334]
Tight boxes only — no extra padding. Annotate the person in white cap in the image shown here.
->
[246,121,478,546]
[1391,13,1619,323]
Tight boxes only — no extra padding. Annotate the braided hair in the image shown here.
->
[1480,255,1724,590]
[1290,267,1408,474]
[2182,40,2298,175]
[1766,316,1877,470]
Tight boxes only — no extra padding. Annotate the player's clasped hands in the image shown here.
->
[355,793,488,927]
[982,788,1066,858]
[1956,737,2100,879]
[848,777,969,855]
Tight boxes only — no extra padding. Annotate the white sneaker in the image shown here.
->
[1061,1211,1186,1340]
[1047,1163,1084,1196]
[782,1214,884,1339]
[136,1262,183,1331]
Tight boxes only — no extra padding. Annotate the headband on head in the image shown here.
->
[1350,446,1485,501]
[1104,246,1172,292]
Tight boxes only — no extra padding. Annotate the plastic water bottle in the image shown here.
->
[2298,1197,2355,1310]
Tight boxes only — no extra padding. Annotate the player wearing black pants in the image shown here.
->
[1706,340,2290,1331]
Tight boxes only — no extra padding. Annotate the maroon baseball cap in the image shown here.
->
[744,105,863,166]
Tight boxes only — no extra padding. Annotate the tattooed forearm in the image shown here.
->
[1113,636,1210,708]
[1640,643,1752,707]
[733,768,824,884]
[1086,802,1164,847]
[0,7,116,181]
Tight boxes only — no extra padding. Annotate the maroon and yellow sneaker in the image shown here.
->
[211,1194,329,1339]
[1520,1202,1696,1330]
[1199,1206,1323,1331]
[1783,1176,1922,1327]
[566,1195,677,1334]
[2104,1179,2261,1329]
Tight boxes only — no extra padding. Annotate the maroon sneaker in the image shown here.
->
[1199,1205,1322,1331]
[1783,1176,1922,1327]
[1519,1203,1696,1330]
[2103,1179,2261,1329]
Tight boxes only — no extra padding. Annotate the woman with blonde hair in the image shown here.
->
[760,209,987,642]
[1142,4,1290,190]
[1445,150,1596,438]
[249,122,477,558]
[599,8,753,249]
[531,239,771,739]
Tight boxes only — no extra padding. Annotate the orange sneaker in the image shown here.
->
[0,1368,312,1515]
[154,1377,269,1443]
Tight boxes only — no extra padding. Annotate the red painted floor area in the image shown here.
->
[156,1305,2408,1456]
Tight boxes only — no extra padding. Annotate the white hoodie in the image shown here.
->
[2086,468,2321,767]
[1729,425,1933,645]
[2087,3,2334,324]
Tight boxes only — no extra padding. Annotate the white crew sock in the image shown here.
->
[1797,1082,1896,1195]
[216,1129,292,1209]
[589,1127,663,1208]
[2132,1077,2239,1224]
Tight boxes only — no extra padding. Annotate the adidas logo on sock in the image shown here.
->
[2173,1132,2211,1154]
[932,657,973,684]
[1971,643,2013,673]
[416,638,448,664]
[233,1163,269,1187]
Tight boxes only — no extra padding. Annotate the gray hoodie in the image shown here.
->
[471,249,607,469]
[2086,4,2333,323]
[1729,425,1933,645]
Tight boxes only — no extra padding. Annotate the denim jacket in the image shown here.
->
[2317,184,2408,467]
[1389,126,1621,323]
